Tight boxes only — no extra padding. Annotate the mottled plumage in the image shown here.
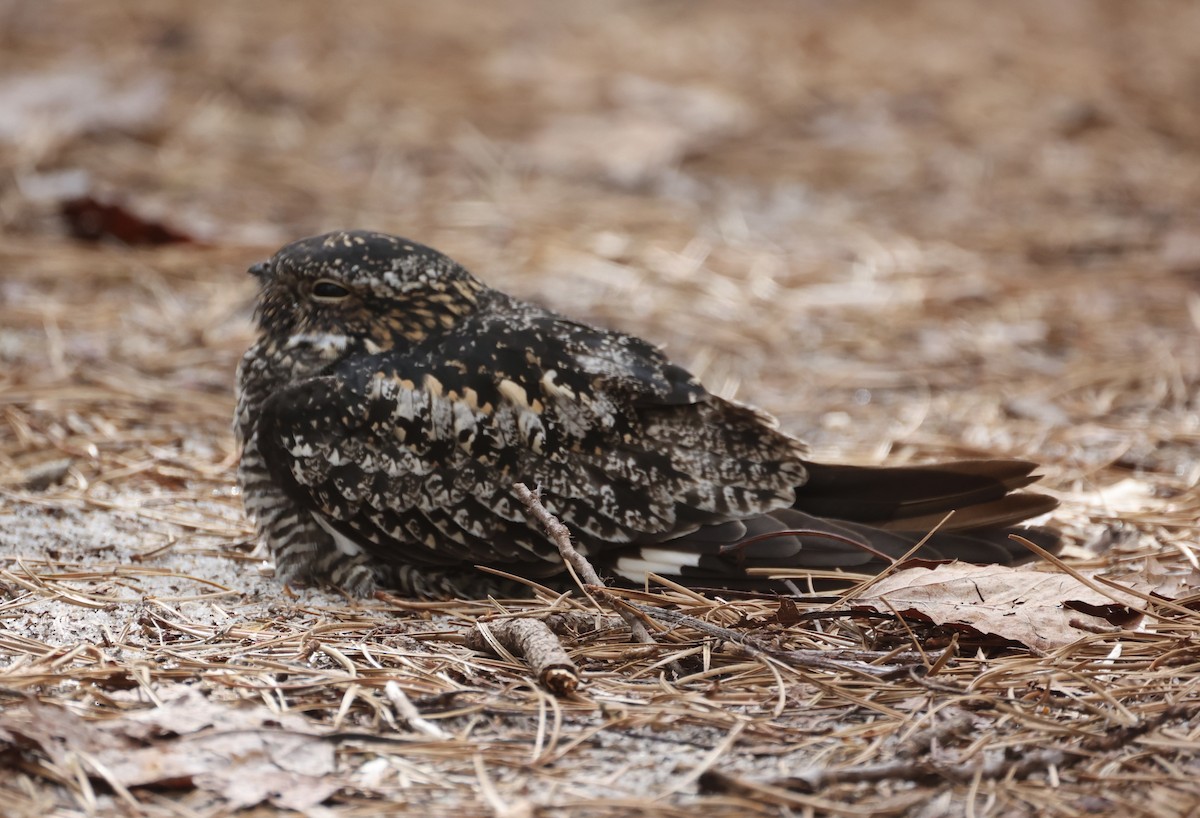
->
[236,230,1060,597]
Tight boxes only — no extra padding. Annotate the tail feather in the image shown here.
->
[873,492,1059,533]
[792,460,1043,525]
[602,459,1061,592]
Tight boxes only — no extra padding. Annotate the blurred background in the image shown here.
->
[2,0,1198,526]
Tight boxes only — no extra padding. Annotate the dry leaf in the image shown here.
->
[1114,556,1200,601]
[0,686,337,811]
[61,195,197,245]
[850,563,1147,651]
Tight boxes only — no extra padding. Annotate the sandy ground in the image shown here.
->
[2,2,1200,816]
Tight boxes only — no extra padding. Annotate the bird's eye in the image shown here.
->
[312,279,351,301]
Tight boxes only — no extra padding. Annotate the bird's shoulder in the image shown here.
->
[431,292,712,410]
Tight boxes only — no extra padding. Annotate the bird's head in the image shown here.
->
[248,230,486,358]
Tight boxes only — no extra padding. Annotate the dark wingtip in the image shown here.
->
[248,261,271,281]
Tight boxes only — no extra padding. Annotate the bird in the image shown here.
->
[235,230,1061,598]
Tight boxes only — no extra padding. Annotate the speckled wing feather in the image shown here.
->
[255,299,810,583]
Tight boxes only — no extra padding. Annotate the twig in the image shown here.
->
[631,602,912,678]
[466,617,580,696]
[542,610,627,635]
[513,483,658,646]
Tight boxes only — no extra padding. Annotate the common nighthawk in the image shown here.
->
[236,230,1060,597]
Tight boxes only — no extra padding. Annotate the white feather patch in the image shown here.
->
[312,513,364,556]
[285,332,350,355]
[614,548,703,582]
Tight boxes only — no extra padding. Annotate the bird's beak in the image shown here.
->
[248,261,271,282]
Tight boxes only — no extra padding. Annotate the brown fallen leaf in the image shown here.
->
[0,686,337,811]
[849,563,1148,652]
[61,195,197,245]
[1101,555,1200,603]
